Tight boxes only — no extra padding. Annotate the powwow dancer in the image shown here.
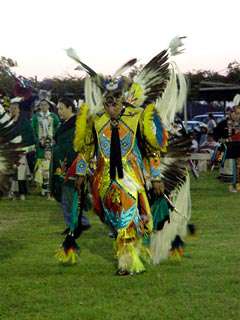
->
[64,36,189,275]
[0,103,23,194]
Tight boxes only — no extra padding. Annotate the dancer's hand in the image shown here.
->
[152,180,164,196]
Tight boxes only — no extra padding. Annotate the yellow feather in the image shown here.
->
[142,103,168,152]
[143,104,158,149]
[74,103,89,152]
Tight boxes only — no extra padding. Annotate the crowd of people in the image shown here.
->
[187,104,240,193]
[189,113,218,155]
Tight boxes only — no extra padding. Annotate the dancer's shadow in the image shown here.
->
[81,225,114,263]
[47,202,63,224]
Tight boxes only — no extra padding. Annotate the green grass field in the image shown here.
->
[0,173,239,320]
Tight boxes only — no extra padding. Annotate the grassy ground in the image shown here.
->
[0,173,239,320]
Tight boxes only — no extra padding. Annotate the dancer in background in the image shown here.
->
[32,99,59,197]
[213,95,240,192]
[8,99,36,200]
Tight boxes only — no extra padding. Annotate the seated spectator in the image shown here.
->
[199,134,218,156]
[190,133,199,152]
[199,125,208,146]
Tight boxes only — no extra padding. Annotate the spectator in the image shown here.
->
[8,101,36,200]
[190,133,199,153]
[199,134,218,157]
[199,125,208,146]
[32,99,60,196]
[207,113,216,134]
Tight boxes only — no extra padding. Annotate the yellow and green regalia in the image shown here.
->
[75,102,168,274]
[67,36,187,274]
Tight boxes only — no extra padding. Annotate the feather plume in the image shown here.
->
[0,104,22,192]
[74,103,89,152]
[169,36,186,56]
[127,50,170,107]
[65,48,97,77]
[160,158,187,194]
[84,77,104,116]
[113,58,137,78]
[156,62,187,129]
[233,94,240,107]
[150,172,191,264]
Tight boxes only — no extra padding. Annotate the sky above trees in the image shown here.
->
[1,0,239,79]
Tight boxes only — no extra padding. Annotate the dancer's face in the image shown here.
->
[104,92,123,119]
[105,103,123,119]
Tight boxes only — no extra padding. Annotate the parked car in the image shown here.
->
[183,120,206,132]
[192,113,224,124]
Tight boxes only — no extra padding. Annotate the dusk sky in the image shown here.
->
[1,0,239,79]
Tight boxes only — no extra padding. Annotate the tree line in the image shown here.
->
[1,56,240,100]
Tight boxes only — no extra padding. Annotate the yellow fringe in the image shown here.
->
[139,245,152,264]
[169,249,182,262]
[74,103,89,152]
[55,248,79,265]
[116,228,146,274]
[117,242,145,274]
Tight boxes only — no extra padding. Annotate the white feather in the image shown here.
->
[0,105,13,127]
[169,36,186,56]
[0,104,4,113]
[10,97,23,103]
[84,77,103,116]
[151,220,178,264]
[150,167,191,264]
[0,114,12,125]
[172,62,188,114]
[233,94,240,107]
[171,173,191,238]
[11,136,22,143]
[155,62,187,129]
[65,48,81,64]
[156,65,178,129]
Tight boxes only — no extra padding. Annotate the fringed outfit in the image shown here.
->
[76,105,167,273]
[32,111,59,196]
[66,36,188,274]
